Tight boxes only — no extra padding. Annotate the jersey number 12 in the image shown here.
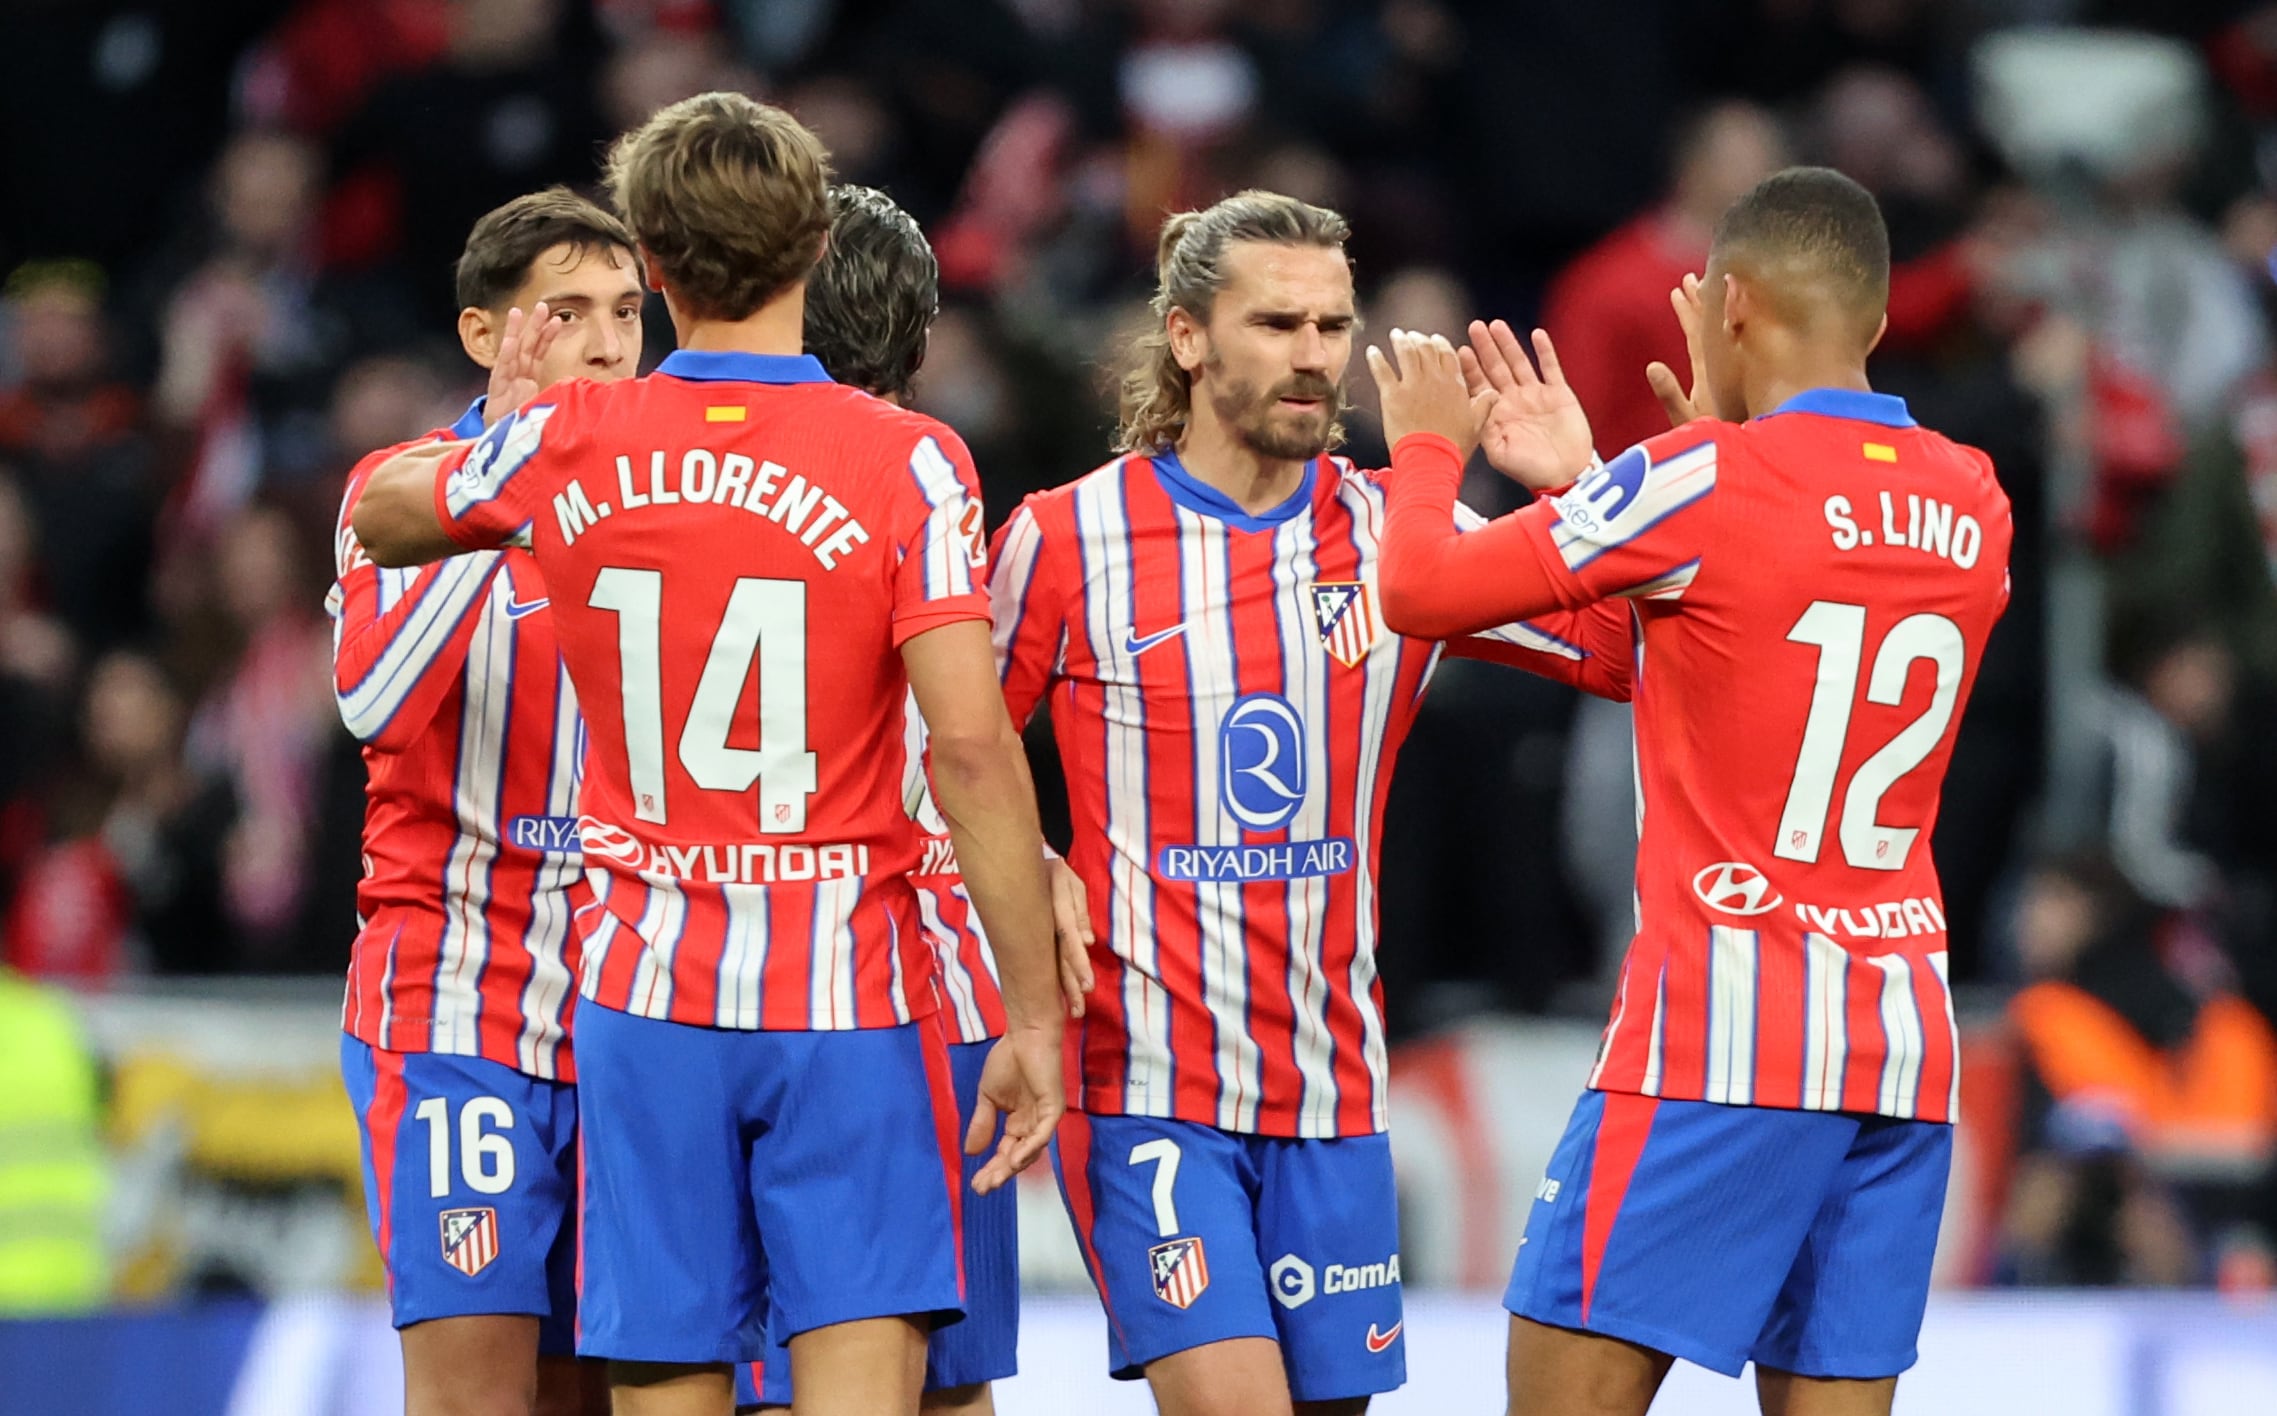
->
[1775,601,1963,872]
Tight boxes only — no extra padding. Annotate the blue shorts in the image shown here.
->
[735,1039,1019,1408]
[1506,1090,1952,1379]
[1052,1113,1404,1403]
[573,999,966,1364]
[340,1037,580,1352]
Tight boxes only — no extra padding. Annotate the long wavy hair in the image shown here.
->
[1113,191,1352,454]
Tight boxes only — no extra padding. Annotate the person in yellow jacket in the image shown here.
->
[0,965,107,1313]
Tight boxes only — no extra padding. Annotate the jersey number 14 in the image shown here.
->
[590,567,819,830]
[1775,601,1963,872]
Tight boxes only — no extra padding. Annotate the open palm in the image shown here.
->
[1462,320,1595,491]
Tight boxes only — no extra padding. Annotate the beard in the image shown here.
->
[1206,364,1343,462]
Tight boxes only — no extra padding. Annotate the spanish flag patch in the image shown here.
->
[706,406,747,423]
[1863,442,1897,463]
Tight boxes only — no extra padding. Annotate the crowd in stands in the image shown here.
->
[5,0,2277,1288]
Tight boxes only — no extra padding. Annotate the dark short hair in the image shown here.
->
[805,185,938,400]
[1711,166,1889,337]
[455,187,639,312]
[606,91,832,322]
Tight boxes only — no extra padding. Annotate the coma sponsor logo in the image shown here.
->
[1692,861,1782,916]
[1219,693,1306,830]
[505,815,583,854]
[1270,1252,1401,1310]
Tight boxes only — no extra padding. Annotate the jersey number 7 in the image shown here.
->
[590,567,819,830]
[1775,600,1964,872]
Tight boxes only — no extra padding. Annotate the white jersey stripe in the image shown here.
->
[1272,508,1341,1136]
[1930,950,1958,1121]
[1706,926,1759,1105]
[433,579,514,1054]
[1803,932,1851,1110]
[1874,954,1924,1118]
[909,435,977,600]
[513,658,582,1074]
[1181,511,1261,1132]
[1338,474,1397,1130]
[1641,963,1668,1096]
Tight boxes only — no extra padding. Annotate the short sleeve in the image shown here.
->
[888,424,992,645]
[988,497,1068,731]
[1522,425,1723,603]
[434,392,577,551]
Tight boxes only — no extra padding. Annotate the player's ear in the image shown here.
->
[459,306,501,370]
[1864,310,1889,358]
[1720,273,1749,337]
[636,243,668,293]
[1166,305,1207,375]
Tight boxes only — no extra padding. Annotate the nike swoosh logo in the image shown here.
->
[1366,1321,1402,1354]
[1123,623,1188,655]
[503,597,551,620]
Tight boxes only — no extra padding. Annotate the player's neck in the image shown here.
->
[668,285,807,359]
[1173,416,1310,516]
[1745,360,1873,421]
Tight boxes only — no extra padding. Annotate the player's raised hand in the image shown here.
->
[1644,273,1721,426]
[968,1025,1065,1193]
[1465,320,1595,491]
[484,302,560,425]
[1049,856,1095,1019]
[1368,329,1496,460]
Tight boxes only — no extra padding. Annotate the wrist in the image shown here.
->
[1391,430,1464,470]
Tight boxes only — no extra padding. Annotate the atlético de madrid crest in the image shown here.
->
[1149,1236,1210,1308]
[1310,582,1377,667]
[440,1207,499,1277]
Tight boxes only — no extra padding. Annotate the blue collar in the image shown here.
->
[1148,450,1317,533]
[448,397,488,440]
[656,349,835,384]
[1759,387,1915,428]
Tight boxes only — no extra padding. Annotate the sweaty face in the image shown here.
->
[1700,256,1749,420]
[1191,242,1354,462]
[502,242,646,387]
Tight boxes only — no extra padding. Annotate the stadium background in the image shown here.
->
[3,0,2277,1410]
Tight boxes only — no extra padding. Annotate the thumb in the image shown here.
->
[965,1089,1001,1156]
[1470,388,1498,428]
[1645,362,1696,427]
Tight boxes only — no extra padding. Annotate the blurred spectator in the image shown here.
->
[181,506,334,969]
[2002,853,2277,1286]
[2085,623,2233,911]
[333,0,610,321]
[0,263,160,654]
[83,652,234,978]
[600,25,758,134]
[1540,101,1788,460]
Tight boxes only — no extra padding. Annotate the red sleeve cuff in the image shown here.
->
[891,593,993,647]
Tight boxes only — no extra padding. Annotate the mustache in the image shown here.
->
[1270,376,1340,404]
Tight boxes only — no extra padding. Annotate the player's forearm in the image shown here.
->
[333,554,505,748]
[928,727,1064,1033]
[1379,433,1572,637]
[352,442,468,567]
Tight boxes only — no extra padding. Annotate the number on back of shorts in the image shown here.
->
[412,1095,518,1198]
[1128,1137,1183,1238]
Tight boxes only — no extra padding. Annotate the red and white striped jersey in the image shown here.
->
[902,696,1004,1045]
[992,450,1634,1137]
[1391,389,2011,1124]
[331,402,586,1081]
[434,351,991,1031]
